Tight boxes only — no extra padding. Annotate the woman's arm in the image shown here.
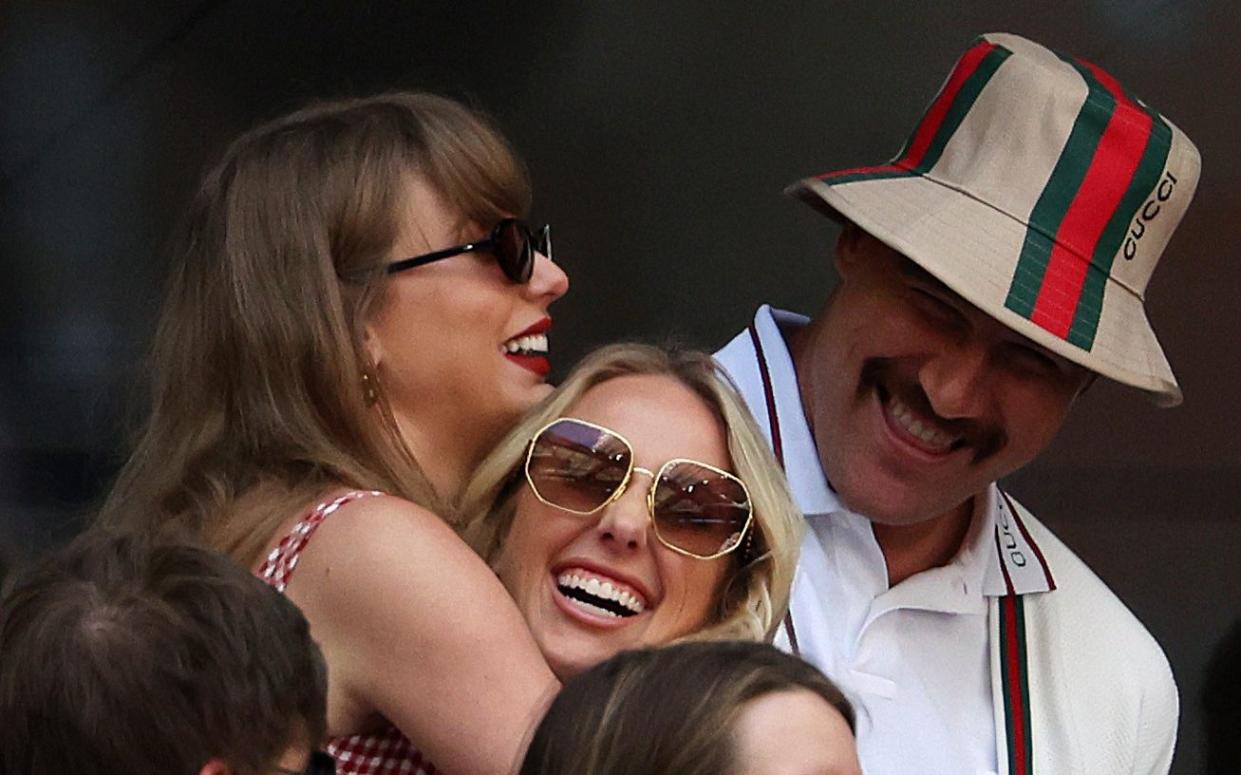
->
[283,494,558,774]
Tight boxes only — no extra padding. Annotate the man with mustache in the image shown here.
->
[716,33,1198,775]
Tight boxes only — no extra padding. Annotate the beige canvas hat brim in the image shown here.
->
[787,32,1200,407]
[790,175,1181,405]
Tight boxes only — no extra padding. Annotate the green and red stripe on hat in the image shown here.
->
[788,32,1200,406]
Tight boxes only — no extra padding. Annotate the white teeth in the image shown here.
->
[567,598,621,618]
[504,333,549,355]
[887,396,955,451]
[555,570,645,615]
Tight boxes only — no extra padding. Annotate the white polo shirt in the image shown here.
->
[716,305,1055,775]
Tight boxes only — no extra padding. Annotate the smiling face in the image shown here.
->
[494,374,735,680]
[793,226,1089,527]
[364,175,569,467]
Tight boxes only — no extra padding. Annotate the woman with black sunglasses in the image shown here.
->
[100,92,567,775]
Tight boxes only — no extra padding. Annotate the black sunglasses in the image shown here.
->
[384,217,551,283]
[275,751,337,775]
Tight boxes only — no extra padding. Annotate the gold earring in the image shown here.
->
[361,371,380,407]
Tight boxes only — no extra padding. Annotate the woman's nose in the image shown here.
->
[528,251,569,302]
[593,471,651,552]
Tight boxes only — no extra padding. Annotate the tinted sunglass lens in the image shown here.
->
[528,420,631,512]
[652,463,751,557]
[495,219,534,283]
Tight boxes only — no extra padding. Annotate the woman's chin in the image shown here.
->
[545,652,589,683]
[543,642,620,683]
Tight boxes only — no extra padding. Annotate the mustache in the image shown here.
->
[858,359,1006,463]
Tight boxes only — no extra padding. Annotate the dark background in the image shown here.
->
[1,2,1237,772]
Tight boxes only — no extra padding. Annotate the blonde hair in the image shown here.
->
[456,343,803,642]
[100,92,531,566]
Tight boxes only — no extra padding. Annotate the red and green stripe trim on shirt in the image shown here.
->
[748,323,785,468]
[994,492,1054,775]
[814,38,1012,186]
[749,322,801,655]
[994,525,1034,775]
[998,591,1034,775]
[1003,56,1172,350]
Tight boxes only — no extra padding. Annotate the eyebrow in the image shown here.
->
[893,253,974,308]
[895,253,1085,373]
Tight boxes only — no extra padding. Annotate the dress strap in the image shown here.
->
[257,490,385,592]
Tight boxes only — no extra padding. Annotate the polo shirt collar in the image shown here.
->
[983,486,1058,596]
[744,304,839,518]
[864,492,996,616]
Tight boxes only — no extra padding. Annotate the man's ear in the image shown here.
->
[198,759,231,775]
[1077,371,1099,399]
[833,220,865,276]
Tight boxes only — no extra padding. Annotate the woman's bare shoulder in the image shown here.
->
[286,492,483,600]
[279,490,556,773]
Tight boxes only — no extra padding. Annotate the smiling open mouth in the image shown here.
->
[865,363,1005,463]
[503,332,548,356]
[556,570,644,618]
[885,392,959,452]
[502,320,553,377]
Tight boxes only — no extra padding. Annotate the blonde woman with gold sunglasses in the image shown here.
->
[457,343,804,680]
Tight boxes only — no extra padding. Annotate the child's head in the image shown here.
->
[521,640,860,775]
[0,529,328,775]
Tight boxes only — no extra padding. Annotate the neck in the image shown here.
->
[872,497,975,587]
[390,408,492,504]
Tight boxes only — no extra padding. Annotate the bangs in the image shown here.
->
[412,96,532,228]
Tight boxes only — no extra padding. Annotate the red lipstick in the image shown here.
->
[503,317,552,378]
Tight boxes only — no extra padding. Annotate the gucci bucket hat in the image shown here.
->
[788,32,1200,405]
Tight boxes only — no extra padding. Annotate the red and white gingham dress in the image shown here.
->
[258,490,442,775]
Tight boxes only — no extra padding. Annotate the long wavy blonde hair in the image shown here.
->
[100,92,531,567]
[456,344,804,642]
